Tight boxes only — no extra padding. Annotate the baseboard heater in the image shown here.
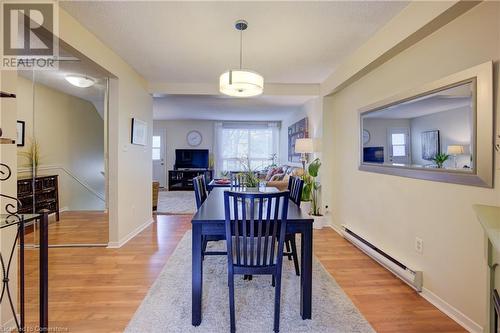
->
[341,225,423,292]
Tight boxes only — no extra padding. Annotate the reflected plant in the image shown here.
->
[18,138,41,175]
[432,153,449,168]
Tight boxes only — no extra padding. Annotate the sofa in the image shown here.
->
[265,165,304,191]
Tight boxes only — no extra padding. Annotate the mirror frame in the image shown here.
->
[358,61,493,188]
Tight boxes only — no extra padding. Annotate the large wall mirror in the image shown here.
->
[359,62,493,187]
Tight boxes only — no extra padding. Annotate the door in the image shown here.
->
[152,129,167,188]
[388,128,410,165]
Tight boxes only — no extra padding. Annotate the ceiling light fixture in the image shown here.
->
[219,20,264,97]
[65,74,96,88]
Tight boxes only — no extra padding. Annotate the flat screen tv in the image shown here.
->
[175,149,209,169]
[363,147,384,163]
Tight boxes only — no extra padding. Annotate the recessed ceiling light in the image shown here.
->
[65,75,95,88]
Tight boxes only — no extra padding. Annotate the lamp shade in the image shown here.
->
[447,145,465,155]
[295,138,315,153]
[219,70,264,97]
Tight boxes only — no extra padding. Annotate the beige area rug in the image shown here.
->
[156,190,196,215]
[125,231,375,333]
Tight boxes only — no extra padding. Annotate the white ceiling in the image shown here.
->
[154,94,309,121]
[60,1,408,85]
[19,59,108,118]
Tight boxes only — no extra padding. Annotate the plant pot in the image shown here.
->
[301,201,312,215]
[310,214,329,229]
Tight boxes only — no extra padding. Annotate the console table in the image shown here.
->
[474,204,500,333]
[17,175,60,221]
[168,170,213,191]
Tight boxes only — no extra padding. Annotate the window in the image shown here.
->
[152,136,161,160]
[391,133,406,157]
[215,122,279,172]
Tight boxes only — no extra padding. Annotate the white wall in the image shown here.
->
[410,107,472,168]
[280,97,323,166]
[16,76,105,210]
[153,120,215,183]
[322,2,500,330]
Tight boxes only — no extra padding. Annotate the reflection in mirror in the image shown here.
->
[361,81,474,173]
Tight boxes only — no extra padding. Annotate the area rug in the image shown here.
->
[156,190,196,214]
[125,231,375,333]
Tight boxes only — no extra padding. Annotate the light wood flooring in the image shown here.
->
[22,212,466,332]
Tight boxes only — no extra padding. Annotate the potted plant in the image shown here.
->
[238,157,260,190]
[300,158,328,228]
[18,138,41,176]
[301,158,322,215]
[432,152,449,168]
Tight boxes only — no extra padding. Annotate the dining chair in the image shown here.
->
[223,190,290,333]
[284,176,303,276]
[193,175,225,258]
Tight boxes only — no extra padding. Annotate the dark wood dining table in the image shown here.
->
[191,187,314,326]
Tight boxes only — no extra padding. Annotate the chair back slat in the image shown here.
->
[233,195,241,265]
[224,190,289,268]
[288,176,304,207]
[193,175,208,209]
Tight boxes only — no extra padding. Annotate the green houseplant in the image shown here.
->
[432,152,449,168]
[301,158,322,216]
[238,157,260,188]
[18,138,41,175]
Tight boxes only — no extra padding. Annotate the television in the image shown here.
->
[363,147,384,163]
[175,149,209,170]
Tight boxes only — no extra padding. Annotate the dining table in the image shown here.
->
[191,187,314,326]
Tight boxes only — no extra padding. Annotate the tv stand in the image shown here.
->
[168,169,213,191]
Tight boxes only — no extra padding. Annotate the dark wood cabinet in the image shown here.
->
[168,170,213,191]
[17,175,60,221]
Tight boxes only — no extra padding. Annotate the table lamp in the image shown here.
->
[295,138,315,170]
[447,145,465,168]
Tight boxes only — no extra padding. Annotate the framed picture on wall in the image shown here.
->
[16,121,25,147]
[421,130,440,160]
[131,118,147,146]
[288,117,309,162]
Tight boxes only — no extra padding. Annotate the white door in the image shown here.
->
[388,128,410,165]
[152,129,167,188]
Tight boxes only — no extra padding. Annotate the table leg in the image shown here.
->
[192,224,203,326]
[300,225,312,319]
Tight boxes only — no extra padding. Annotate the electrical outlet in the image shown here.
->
[415,237,423,254]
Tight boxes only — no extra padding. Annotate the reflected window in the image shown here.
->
[152,135,161,161]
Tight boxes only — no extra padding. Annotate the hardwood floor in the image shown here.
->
[23,213,465,332]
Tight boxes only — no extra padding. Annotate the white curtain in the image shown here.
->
[214,121,280,177]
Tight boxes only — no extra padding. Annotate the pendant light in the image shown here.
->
[219,20,264,97]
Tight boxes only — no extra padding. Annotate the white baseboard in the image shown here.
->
[327,222,344,236]
[107,218,154,248]
[329,221,482,332]
[420,287,483,333]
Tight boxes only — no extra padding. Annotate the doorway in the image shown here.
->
[152,128,167,188]
[388,127,410,165]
